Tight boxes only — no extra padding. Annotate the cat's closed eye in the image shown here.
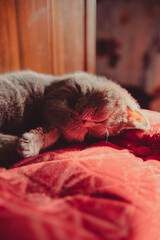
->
[82,118,107,125]
[94,119,106,124]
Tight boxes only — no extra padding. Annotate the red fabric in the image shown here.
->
[0,110,160,240]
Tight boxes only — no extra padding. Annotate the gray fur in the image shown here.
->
[0,70,149,161]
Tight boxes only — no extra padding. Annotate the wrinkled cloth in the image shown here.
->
[0,110,160,240]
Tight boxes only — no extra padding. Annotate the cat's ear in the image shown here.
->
[125,107,150,130]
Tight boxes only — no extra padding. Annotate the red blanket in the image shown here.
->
[0,110,160,240]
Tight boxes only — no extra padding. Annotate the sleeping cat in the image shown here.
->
[0,70,149,161]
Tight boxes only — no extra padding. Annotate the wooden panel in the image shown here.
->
[85,0,96,73]
[0,0,96,74]
[48,0,85,75]
[48,0,96,75]
[0,0,20,72]
[15,0,50,73]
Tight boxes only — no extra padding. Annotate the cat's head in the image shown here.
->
[43,72,150,142]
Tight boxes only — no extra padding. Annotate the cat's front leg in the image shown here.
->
[0,133,19,162]
[17,127,60,158]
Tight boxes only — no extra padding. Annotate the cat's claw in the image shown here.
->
[17,133,42,158]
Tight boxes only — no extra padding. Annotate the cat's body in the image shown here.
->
[0,71,56,134]
[0,70,149,161]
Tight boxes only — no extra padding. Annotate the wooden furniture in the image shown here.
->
[0,0,96,75]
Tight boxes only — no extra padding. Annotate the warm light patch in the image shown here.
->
[126,107,147,126]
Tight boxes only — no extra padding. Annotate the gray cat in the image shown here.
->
[0,70,149,161]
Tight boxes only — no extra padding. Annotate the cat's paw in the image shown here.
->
[17,133,43,158]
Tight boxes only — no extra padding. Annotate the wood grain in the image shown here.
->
[48,0,85,75]
[0,0,20,72]
[85,0,96,73]
[0,0,96,74]
[15,0,50,73]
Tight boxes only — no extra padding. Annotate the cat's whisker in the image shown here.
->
[105,128,109,144]
[100,128,110,144]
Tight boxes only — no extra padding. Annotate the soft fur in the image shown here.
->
[0,70,149,161]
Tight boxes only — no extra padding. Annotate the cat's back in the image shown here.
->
[0,70,48,109]
[0,70,50,93]
[0,70,53,134]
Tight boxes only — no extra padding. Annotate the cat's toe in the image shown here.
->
[17,133,42,158]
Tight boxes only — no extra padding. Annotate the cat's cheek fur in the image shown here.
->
[88,125,107,139]
[62,126,88,142]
